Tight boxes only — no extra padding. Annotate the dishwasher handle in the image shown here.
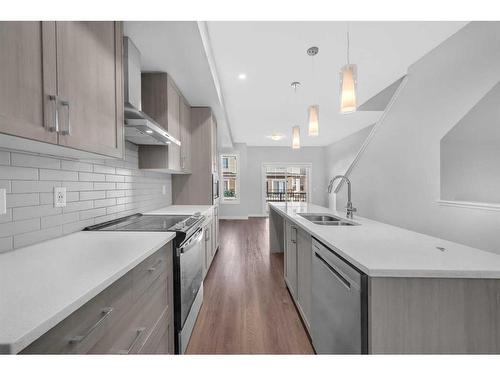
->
[314,252,353,290]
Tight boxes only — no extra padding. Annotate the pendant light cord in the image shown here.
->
[346,23,350,65]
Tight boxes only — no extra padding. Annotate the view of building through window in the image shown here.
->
[265,166,308,204]
[221,154,238,201]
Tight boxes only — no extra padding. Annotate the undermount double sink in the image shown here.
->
[298,213,359,226]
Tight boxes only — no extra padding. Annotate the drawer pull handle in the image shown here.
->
[68,307,113,344]
[118,327,146,354]
[147,259,162,272]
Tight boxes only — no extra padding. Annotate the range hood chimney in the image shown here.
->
[123,37,181,146]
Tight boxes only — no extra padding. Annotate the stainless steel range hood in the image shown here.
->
[123,37,181,146]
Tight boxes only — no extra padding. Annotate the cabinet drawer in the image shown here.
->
[89,270,168,354]
[21,272,133,354]
[139,307,171,354]
[132,245,169,300]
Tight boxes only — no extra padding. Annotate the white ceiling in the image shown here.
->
[123,21,234,147]
[206,21,467,147]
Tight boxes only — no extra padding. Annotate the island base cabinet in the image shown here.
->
[368,277,500,354]
[21,243,174,354]
[284,220,298,298]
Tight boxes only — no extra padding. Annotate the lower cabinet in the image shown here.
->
[21,242,174,354]
[284,219,312,332]
[202,214,214,279]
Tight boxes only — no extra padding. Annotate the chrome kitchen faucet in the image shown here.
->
[328,175,357,219]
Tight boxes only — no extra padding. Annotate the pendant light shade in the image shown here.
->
[292,126,301,149]
[308,105,319,136]
[340,64,357,113]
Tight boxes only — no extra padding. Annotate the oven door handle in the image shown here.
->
[179,227,204,254]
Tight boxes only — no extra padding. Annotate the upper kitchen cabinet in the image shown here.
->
[0,22,57,144]
[139,72,191,173]
[179,98,192,173]
[55,22,124,158]
[172,107,217,205]
[0,21,124,159]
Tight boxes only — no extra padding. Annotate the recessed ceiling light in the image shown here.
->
[266,133,285,141]
[238,73,247,80]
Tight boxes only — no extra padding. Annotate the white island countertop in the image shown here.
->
[145,205,213,216]
[0,231,175,354]
[270,202,500,279]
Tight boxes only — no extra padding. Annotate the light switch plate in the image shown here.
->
[54,187,67,208]
[0,188,6,215]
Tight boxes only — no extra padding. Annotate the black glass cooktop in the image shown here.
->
[85,214,190,232]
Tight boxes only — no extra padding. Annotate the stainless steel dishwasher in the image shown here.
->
[311,238,368,354]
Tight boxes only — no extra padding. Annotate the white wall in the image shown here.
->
[440,81,500,204]
[335,22,500,254]
[324,125,374,210]
[219,144,327,218]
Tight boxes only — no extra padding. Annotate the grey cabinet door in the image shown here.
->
[55,21,123,158]
[0,22,58,144]
[179,98,191,173]
[284,220,297,298]
[296,228,312,330]
[166,78,181,171]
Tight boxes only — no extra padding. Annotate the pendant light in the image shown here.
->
[307,46,320,136]
[292,126,301,149]
[340,24,357,114]
[291,81,301,149]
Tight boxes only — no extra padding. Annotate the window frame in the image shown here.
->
[220,153,240,204]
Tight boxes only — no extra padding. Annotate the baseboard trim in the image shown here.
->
[436,199,500,212]
[219,216,249,220]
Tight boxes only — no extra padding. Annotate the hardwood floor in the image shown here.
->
[186,218,314,354]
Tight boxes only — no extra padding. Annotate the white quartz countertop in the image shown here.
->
[145,205,213,216]
[270,202,500,279]
[0,231,175,354]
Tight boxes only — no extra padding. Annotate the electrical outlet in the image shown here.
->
[162,185,166,195]
[0,188,6,215]
[54,187,66,208]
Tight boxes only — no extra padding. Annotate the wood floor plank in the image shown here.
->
[186,218,314,354]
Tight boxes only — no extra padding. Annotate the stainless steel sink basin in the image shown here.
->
[298,213,359,226]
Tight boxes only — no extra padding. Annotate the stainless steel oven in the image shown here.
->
[176,226,204,353]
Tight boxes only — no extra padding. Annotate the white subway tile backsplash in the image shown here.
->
[61,160,93,172]
[79,191,106,201]
[41,212,79,229]
[93,182,115,190]
[79,172,105,182]
[13,204,62,220]
[94,198,116,208]
[0,236,13,253]
[105,174,125,182]
[0,151,11,165]
[40,169,78,181]
[11,153,60,169]
[11,180,61,193]
[62,181,93,191]
[63,200,93,213]
[79,207,107,221]
[0,165,38,180]
[14,226,63,248]
[0,218,40,237]
[1,143,172,250]
[93,164,115,174]
[6,193,39,208]
[106,190,125,198]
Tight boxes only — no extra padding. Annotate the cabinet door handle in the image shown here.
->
[59,100,71,135]
[68,307,114,344]
[147,258,162,272]
[47,95,59,132]
[118,327,146,354]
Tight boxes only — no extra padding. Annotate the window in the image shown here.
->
[221,154,239,203]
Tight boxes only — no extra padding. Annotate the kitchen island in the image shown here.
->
[269,202,500,354]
